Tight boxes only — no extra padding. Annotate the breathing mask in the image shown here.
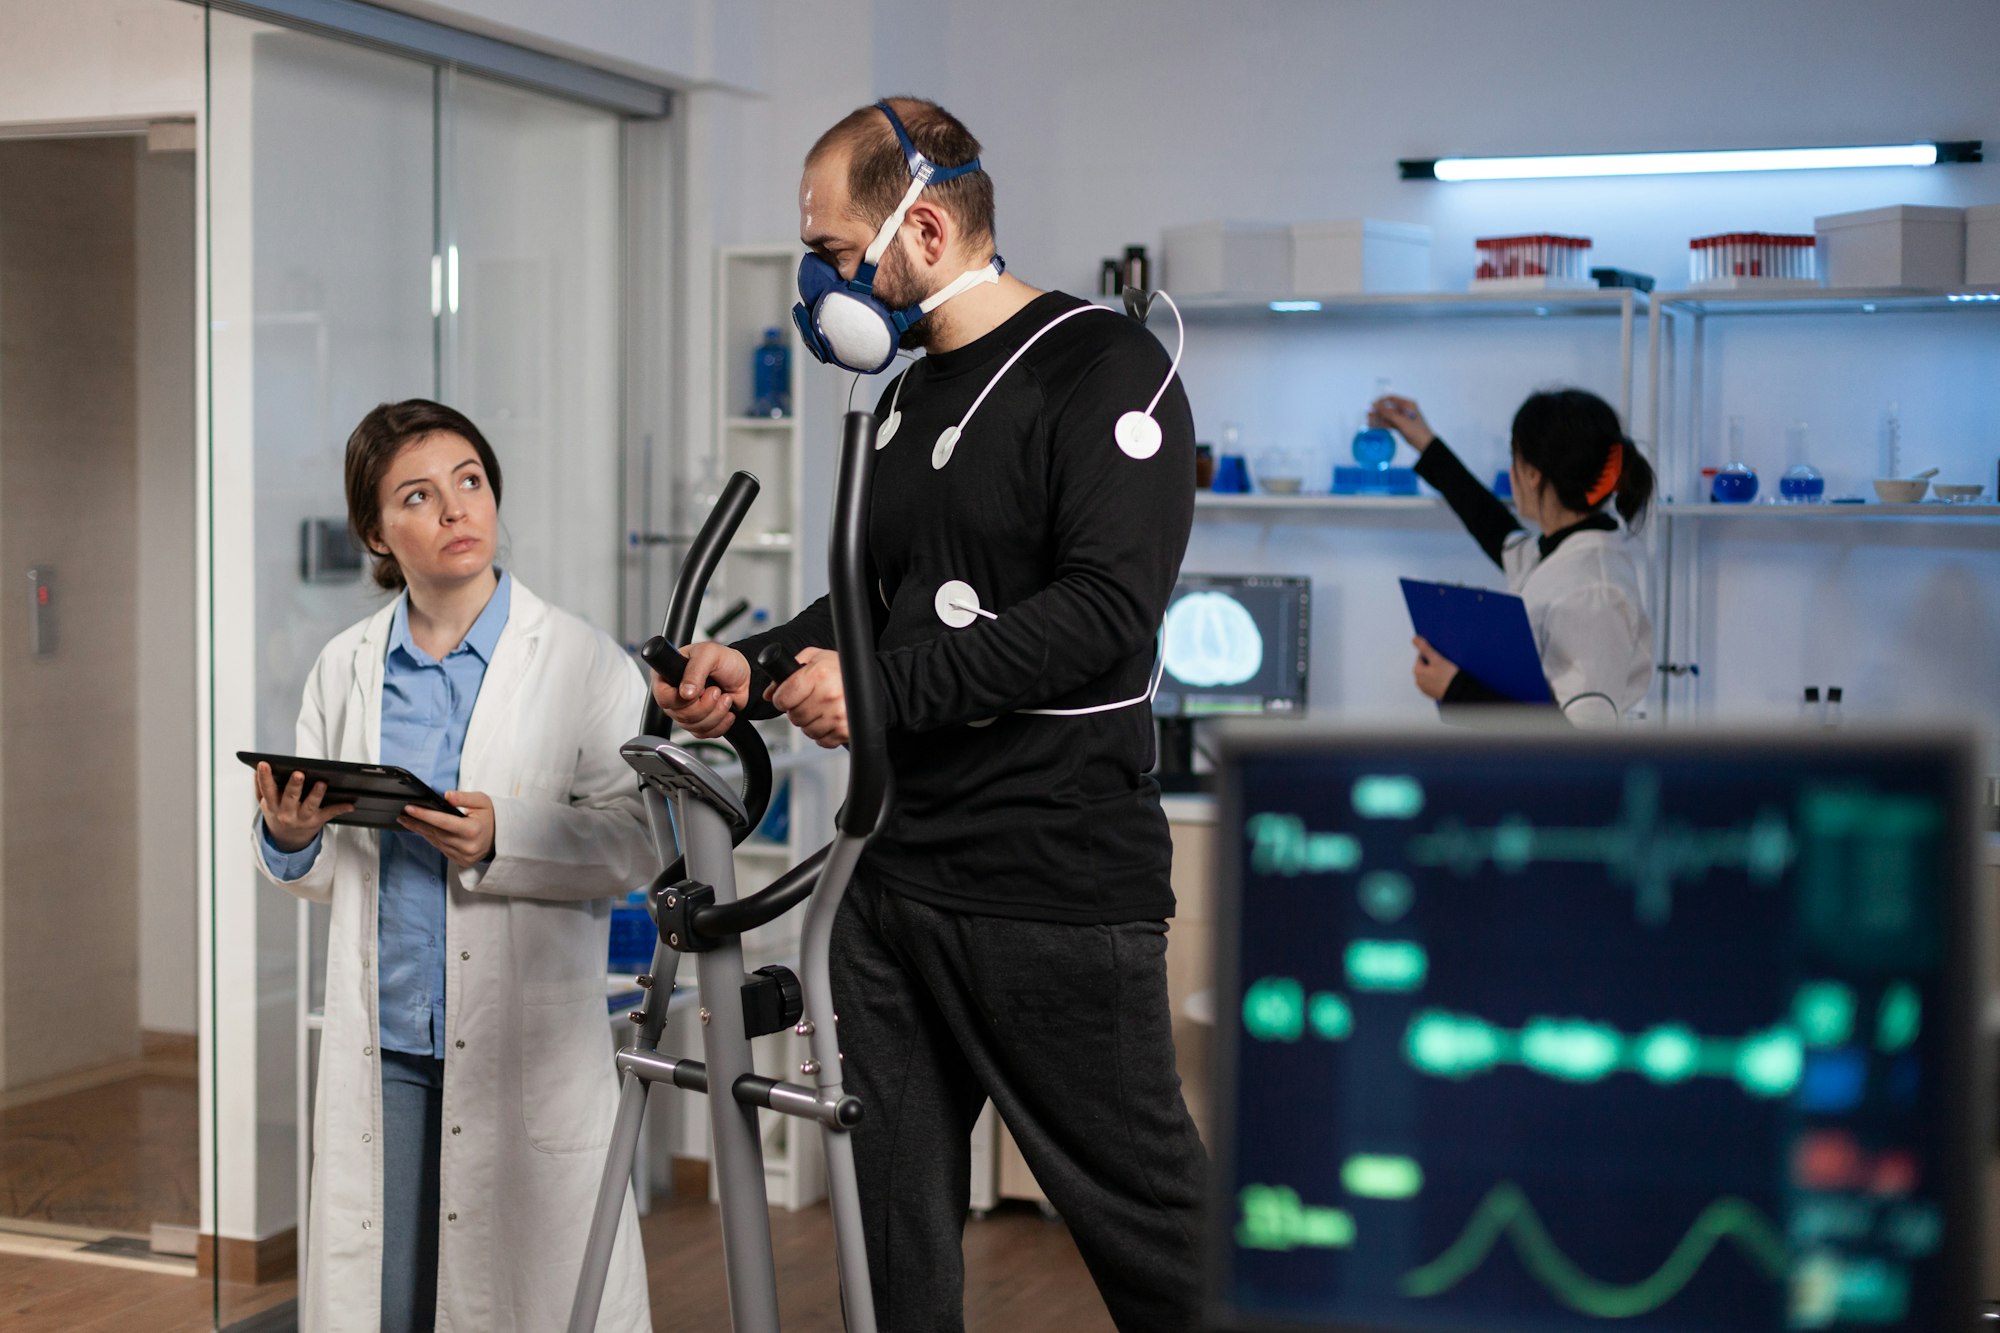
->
[792,101,1002,375]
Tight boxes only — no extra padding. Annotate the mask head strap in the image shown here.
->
[876,100,983,187]
[853,101,984,286]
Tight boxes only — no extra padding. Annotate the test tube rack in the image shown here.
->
[1688,232,1819,290]
[1470,234,1596,291]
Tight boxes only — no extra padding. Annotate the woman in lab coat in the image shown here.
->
[251,399,654,1333]
[1371,388,1654,725]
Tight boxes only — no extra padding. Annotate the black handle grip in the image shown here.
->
[640,636,691,690]
[756,643,801,686]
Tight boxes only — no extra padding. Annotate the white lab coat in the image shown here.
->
[1501,524,1653,725]
[252,579,655,1333]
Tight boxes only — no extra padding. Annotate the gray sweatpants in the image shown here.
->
[830,874,1208,1333]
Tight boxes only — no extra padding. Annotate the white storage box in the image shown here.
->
[1814,205,1964,289]
[1161,222,1290,298]
[1289,220,1431,296]
[1966,204,2000,287]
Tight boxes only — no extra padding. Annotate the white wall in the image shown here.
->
[866,0,2000,298]
[0,0,204,128]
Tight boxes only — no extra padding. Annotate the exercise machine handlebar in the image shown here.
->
[830,412,890,837]
[635,468,774,840]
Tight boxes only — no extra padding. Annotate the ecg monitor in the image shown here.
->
[1208,726,1985,1333]
[1155,574,1310,718]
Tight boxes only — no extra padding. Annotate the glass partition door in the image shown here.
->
[204,13,629,1329]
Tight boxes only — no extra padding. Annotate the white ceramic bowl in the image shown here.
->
[1260,477,1304,494]
[1872,478,1929,503]
[1933,483,1986,503]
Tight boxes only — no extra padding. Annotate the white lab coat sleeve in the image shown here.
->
[251,649,341,905]
[464,637,654,902]
[1538,581,1650,726]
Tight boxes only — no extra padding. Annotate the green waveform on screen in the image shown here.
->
[1248,812,1362,877]
[1405,768,1794,925]
[1237,1185,1356,1251]
[1401,1182,1787,1318]
[1405,1009,1803,1097]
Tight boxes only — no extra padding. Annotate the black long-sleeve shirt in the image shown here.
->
[734,291,1196,923]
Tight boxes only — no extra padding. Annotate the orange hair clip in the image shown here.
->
[1585,442,1624,507]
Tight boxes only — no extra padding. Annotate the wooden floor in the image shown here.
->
[637,1195,1117,1333]
[0,1041,1117,1331]
[0,1043,200,1234]
[0,1193,1117,1331]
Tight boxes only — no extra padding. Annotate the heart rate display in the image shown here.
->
[1209,730,1981,1333]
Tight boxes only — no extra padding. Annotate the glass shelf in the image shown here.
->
[1660,501,2000,520]
[1656,288,2000,318]
[1129,288,1646,324]
[1195,492,1450,514]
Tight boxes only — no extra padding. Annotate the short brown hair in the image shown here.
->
[343,399,503,591]
[807,97,995,248]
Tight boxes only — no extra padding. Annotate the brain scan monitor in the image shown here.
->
[1156,574,1310,718]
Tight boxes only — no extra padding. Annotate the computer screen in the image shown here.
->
[1155,574,1310,718]
[1209,728,1984,1333]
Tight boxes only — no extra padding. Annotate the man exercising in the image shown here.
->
[654,96,1203,1333]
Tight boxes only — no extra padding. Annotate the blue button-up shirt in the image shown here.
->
[261,572,512,1058]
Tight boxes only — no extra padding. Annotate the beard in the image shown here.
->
[872,240,942,352]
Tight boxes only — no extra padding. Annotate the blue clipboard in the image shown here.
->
[1399,578,1553,704]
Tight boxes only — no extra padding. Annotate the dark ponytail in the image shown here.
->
[1511,388,1654,532]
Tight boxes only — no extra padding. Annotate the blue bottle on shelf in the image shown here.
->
[750,328,790,418]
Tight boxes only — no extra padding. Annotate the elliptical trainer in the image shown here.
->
[569,411,888,1333]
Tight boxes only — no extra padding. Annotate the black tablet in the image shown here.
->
[238,751,462,829]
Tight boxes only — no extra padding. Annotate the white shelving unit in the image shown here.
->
[704,245,838,1211]
[1646,286,2000,721]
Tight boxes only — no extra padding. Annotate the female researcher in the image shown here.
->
[1372,388,1655,725]
[251,399,654,1333]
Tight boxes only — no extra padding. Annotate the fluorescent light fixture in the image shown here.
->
[1269,300,1323,312]
[1401,140,1980,182]
[447,244,461,314]
[1947,292,2000,303]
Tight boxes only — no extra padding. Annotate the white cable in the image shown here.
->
[1020,629,1167,717]
[947,304,1117,437]
[850,352,917,416]
[1141,291,1185,418]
